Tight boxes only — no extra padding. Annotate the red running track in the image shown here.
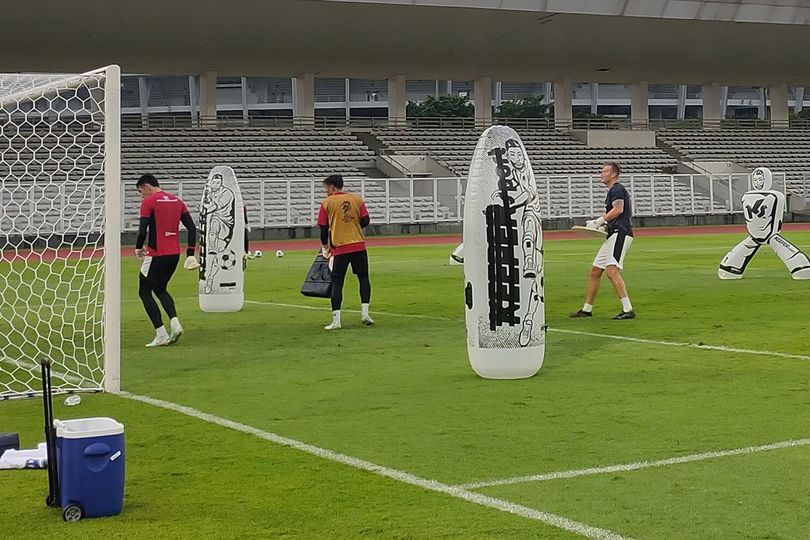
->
[2,223,809,261]
[248,223,810,253]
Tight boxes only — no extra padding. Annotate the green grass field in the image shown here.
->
[2,231,809,539]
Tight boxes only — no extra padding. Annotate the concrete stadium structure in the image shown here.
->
[2,0,810,127]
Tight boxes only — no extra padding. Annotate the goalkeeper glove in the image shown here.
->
[183,255,200,270]
[586,217,606,229]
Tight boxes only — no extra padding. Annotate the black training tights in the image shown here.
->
[139,276,178,329]
[330,273,371,311]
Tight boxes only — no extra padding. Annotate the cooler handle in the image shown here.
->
[83,443,111,457]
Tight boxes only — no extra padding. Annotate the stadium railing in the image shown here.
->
[120,114,810,131]
[111,172,779,230]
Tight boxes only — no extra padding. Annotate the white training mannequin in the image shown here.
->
[718,167,810,280]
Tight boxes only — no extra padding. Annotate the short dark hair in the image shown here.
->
[136,174,159,188]
[605,162,621,176]
[323,174,344,189]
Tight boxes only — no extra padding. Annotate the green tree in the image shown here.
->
[406,95,474,117]
[573,110,606,119]
[789,108,810,120]
[495,96,552,118]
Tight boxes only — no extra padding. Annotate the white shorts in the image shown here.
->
[593,233,633,270]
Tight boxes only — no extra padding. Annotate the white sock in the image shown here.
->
[582,303,593,313]
[170,317,180,327]
[361,303,370,317]
[156,326,169,339]
[332,310,341,323]
[620,297,633,312]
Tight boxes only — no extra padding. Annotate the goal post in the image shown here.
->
[104,65,121,393]
[0,65,121,399]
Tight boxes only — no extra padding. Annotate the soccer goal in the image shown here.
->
[0,66,121,399]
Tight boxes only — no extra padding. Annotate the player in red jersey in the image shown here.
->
[135,174,199,347]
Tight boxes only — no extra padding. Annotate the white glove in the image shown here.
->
[135,248,145,259]
[586,217,606,229]
[321,246,331,259]
[183,255,200,270]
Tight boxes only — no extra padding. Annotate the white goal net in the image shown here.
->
[0,66,120,399]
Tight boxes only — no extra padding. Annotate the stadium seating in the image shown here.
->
[372,128,710,217]
[8,125,797,232]
[119,128,449,229]
[372,128,680,177]
[122,127,376,179]
[657,129,810,194]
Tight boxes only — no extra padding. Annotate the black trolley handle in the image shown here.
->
[40,359,60,507]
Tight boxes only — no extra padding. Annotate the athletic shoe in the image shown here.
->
[361,315,375,326]
[324,321,342,330]
[612,310,636,320]
[169,320,184,343]
[145,335,171,347]
[569,309,593,318]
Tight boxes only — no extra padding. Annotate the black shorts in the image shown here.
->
[331,250,369,278]
[139,254,179,288]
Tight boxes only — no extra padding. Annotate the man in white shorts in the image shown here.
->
[570,162,636,320]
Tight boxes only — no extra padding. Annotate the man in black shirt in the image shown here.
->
[570,162,636,320]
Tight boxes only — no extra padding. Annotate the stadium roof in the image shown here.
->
[323,0,810,26]
[1,0,809,84]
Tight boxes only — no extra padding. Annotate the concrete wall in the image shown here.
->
[376,154,455,177]
[571,130,656,148]
[120,214,810,245]
[682,161,750,175]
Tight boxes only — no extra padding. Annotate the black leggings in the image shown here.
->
[139,255,179,329]
[330,250,371,311]
[331,273,371,311]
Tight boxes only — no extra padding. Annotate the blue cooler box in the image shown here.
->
[54,417,125,520]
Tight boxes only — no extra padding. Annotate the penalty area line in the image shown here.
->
[458,436,810,490]
[118,391,634,540]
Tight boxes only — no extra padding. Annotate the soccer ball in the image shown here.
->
[217,250,238,270]
[275,250,285,258]
[254,250,263,258]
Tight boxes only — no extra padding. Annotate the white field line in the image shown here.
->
[244,300,458,322]
[0,356,89,385]
[551,328,810,361]
[118,391,633,540]
[245,300,810,362]
[457,437,810,490]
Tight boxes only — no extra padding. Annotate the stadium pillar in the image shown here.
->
[474,77,493,128]
[554,79,573,130]
[199,71,218,124]
[590,83,599,115]
[241,77,249,122]
[676,85,687,120]
[387,75,407,127]
[720,86,729,118]
[701,83,722,129]
[293,73,315,126]
[630,81,649,126]
[769,84,789,128]
[188,76,198,123]
[138,76,150,128]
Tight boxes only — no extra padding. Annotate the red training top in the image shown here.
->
[139,191,189,256]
